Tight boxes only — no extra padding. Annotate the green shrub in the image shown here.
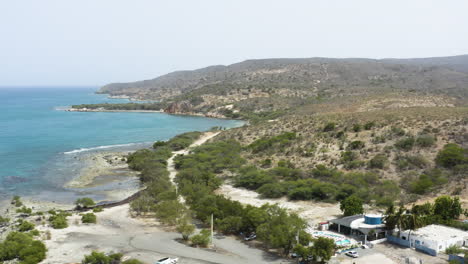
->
[248,132,297,153]
[436,143,467,168]
[191,229,211,247]
[257,183,286,198]
[152,140,166,149]
[12,195,23,207]
[323,122,336,132]
[369,154,388,169]
[416,135,436,148]
[391,126,406,136]
[396,155,429,170]
[352,124,362,132]
[82,251,122,264]
[0,216,10,225]
[16,206,32,215]
[81,213,97,224]
[395,137,415,151]
[50,214,68,229]
[75,197,96,209]
[364,122,376,130]
[0,231,47,263]
[123,260,144,264]
[93,207,103,213]
[18,220,35,232]
[167,131,202,151]
[348,141,365,150]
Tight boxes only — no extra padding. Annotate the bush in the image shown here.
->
[436,143,467,168]
[82,251,123,264]
[18,220,35,232]
[352,124,362,132]
[81,213,97,224]
[257,183,286,198]
[364,122,376,130]
[50,214,68,229]
[75,197,96,209]
[396,155,429,170]
[395,137,415,151]
[416,135,436,148]
[248,132,297,153]
[0,216,9,226]
[12,195,23,207]
[323,122,336,132]
[93,207,103,213]
[167,131,202,151]
[152,140,166,149]
[348,141,365,150]
[369,154,388,169]
[123,260,144,264]
[191,229,211,247]
[0,232,47,264]
[16,206,32,215]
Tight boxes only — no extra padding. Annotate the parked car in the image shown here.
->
[361,244,369,249]
[345,251,359,258]
[156,257,178,264]
[244,233,256,241]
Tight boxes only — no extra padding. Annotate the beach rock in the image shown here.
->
[2,176,28,184]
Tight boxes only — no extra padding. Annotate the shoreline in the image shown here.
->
[61,107,247,121]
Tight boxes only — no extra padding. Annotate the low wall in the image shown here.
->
[449,254,465,264]
[387,235,438,256]
[387,235,410,247]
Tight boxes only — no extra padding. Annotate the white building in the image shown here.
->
[399,224,468,253]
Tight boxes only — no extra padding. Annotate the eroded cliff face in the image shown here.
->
[164,101,193,114]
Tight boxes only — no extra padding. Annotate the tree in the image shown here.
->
[340,195,363,216]
[176,216,195,241]
[433,196,463,221]
[154,200,186,225]
[256,205,307,255]
[384,205,406,236]
[217,216,243,234]
[75,197,96,209]
[402,213,423,244]
[436,143,466,168]
[310,237,335,263]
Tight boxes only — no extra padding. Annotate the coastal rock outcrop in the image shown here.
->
[164,101,193,114]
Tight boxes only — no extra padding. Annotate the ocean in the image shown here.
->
[0,87,243,202]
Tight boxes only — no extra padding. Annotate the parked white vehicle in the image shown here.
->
[345,251,359,258]
[156,257,178,264]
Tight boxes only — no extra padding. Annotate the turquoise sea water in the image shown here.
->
[0,87,243,201]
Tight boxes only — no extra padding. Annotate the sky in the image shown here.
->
[1,0,468,86]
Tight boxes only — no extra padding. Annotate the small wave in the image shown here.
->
[63,142,148,154]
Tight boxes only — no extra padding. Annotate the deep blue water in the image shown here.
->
[0,87,243,200]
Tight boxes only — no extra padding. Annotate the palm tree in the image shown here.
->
[383,205,406,237]
[403,213,423,248]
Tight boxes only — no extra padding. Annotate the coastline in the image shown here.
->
[62,107,246,121]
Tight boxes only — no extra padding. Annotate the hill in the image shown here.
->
[91,55,468,207]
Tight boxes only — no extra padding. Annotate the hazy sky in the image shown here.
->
[1,0,468,86]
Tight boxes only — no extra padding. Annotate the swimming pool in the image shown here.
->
[335,239,351,245]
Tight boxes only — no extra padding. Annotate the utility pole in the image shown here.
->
[211,214,214,247]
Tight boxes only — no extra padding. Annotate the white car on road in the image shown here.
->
[156,257,178,264]
[345,251,359,258]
